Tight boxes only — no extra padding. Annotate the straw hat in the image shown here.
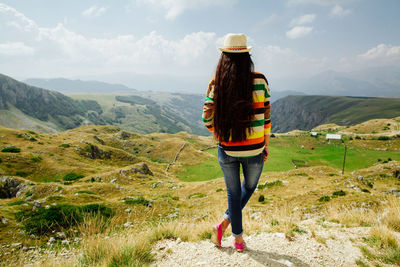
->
[219,33,252,53]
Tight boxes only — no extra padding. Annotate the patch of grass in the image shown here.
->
[1,146,20,153]
[124,197,151,206]
[7,200,25,206]
[216,188,223,192]
[108,245,154,267]
[76,190,96,195]
[187,192,206,199]
[258,180,283,190]
[291,227,307,234]
[198,230,212,240]
[47,195,65,201]
[31,156,43,163]
[63,173,84,181]
[271,220,279,226]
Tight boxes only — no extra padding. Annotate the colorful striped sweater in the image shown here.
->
[202,72,271,157]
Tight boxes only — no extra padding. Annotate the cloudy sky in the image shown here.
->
[1,0,400,92]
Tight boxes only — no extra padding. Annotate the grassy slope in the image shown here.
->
[173,135,400,181]
[0,124,399,266]
[294,96,400,124]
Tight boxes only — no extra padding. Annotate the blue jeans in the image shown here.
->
[217,146,265,237]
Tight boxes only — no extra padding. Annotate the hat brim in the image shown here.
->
[219,46,252,53]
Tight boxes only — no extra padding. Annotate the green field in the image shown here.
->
[176,136,399,181]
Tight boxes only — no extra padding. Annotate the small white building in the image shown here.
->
[326,134,342,140]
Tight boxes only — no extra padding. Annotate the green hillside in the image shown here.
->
[0,73,107,131]
[69,92,209,136]
[272,95,400,132]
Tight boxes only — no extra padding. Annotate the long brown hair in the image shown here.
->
[213,52,254,142]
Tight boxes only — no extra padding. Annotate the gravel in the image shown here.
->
[152,220,367,267]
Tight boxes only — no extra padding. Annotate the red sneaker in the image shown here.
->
[211,223,222,247]
[233,240,245,252]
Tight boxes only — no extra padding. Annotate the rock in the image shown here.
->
[61,240,70,245]
[176,237,182,244]
[80,143,111,160]
[118,131,131,139]
[167,212,178,219]
[33,200,43,208]
[110,179,117,183]
[1,216,8,225]
[74,237,82,243]
[0,176,26,199]
[124,222,133,228]
[250,212,262,221]
[56,232,66,240]
[11,243,23,249]
[357,176,364,181]
[25,195,32,201]
[125,208,131,213]
[120,163,153,176]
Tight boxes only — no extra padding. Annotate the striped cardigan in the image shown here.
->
[202,72,271,157]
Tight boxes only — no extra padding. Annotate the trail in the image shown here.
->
[165,142,188,177]
[152,219,369,267]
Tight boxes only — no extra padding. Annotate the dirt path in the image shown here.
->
[152,219,368,267]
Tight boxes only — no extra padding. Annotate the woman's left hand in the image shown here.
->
[263,147,269,162]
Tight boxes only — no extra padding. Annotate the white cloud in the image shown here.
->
[331,5,351,16]
[358,44,400,60]
[0,42,35,56]
[290,14,316,26]
[0,3,36,31]
[286,26,313,39]
[82,6,107,17]
[0,3,219,78]
[287,0,351,6]
[137,0,237,20]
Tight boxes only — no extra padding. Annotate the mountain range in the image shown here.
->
[271,95,400,133]
[23,78,137,94]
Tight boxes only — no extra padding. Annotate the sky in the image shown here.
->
[1,0,400,92]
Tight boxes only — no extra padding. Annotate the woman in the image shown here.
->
[202,33,271,252]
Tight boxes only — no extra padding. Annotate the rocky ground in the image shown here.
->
[152,218,369,267]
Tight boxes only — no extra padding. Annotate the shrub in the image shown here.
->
[378,136,390,141]
[15,171,29,177]
[258,195,265,202]
[63,173,84,181]
[0,158,2,163]
[15,203,114,235]
[355,136,361,140]
[1,147,21,153]
[319,196,331,202]
[361,188,371,193]
[59,144,70,148]
[332,190,346,197]
[15,204,82,235]
[216,188,223,192]
[80,203,115,219]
